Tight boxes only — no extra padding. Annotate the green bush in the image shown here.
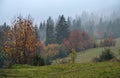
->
[69,48,76,63]
[44,56,52,65]
[99,48,114,61]
[100,38,115,47]
[93,48,114,62]
[32,55,45,66]
[0,51,6,68]
[55,44,69,59]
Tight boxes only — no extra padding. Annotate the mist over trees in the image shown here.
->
[55,15,70,44]
[0,10,119,67]
[38,11,120,41]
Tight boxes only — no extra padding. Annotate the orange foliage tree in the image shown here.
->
[43,44,59,65]
[4,16,41,64]
[44,44,59,58]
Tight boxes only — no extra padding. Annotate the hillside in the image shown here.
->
[0,38,120,78]
[53,38,120,64]
[0,62,120,78]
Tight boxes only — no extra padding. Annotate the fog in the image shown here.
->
[0,0,120,25]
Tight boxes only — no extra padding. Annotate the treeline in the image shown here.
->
[0,14,116,68]
[39,11,120,40]
[96,18,120,39]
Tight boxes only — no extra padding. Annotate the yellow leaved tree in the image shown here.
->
[4,16,40,65]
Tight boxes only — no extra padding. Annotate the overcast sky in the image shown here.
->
[0,0,120,25]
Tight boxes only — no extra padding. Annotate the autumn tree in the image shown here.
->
[100,34,115,47]
[44,44,59,65]
[4,16,41,65]
[65,30,84,52]
[82,31,94,49]
[64,30,94,52]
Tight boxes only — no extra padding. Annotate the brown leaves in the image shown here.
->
[64,30,94,52]
[44,44,59,57]
[4,16,40,64]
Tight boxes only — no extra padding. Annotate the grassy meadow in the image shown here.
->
[0,38,120,78]
[54,38,120,64]
[0,62,120,78]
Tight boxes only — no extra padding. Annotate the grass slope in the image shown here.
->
[76,38,120,63]
[55,38,120,63]
[0,62,120,78]
[0,38,120,78]
[75,48,104,63]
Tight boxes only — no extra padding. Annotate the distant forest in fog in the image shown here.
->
[0,10,120,41]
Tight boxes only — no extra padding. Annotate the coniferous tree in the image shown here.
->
[45,17,55,45]
[67,17,72,31]
[35,25,41,54]
[56,15,70,44]
[39,21,46,41]
[39,22,43,40]
[72,16,82,31]
[42,21,46,41]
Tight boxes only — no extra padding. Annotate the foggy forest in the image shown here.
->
[0,0,120,78]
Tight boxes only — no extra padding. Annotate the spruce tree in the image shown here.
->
[45,17,55,45]
[56,15,70,44]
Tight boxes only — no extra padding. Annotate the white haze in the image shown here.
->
[0,0,120,25]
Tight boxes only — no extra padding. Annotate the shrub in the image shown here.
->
[92,57,100,62]
[43,44,59,65]
[56,44,69,58]
[100,38,115,47]
[92,48,114,62]
[99,48,114,61]
[0,51,10,68]
[0,51,5,68]
[32,55,45,66]
[44,44,59,57]
[69,48,76,63]
[44,56,52,65]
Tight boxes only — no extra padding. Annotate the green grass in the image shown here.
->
[115,38,120,48]
[75,47,104,63]
[76,38,120,63]
[55,38,120,63]
[0,62,120,78]
[0,38,120,78]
